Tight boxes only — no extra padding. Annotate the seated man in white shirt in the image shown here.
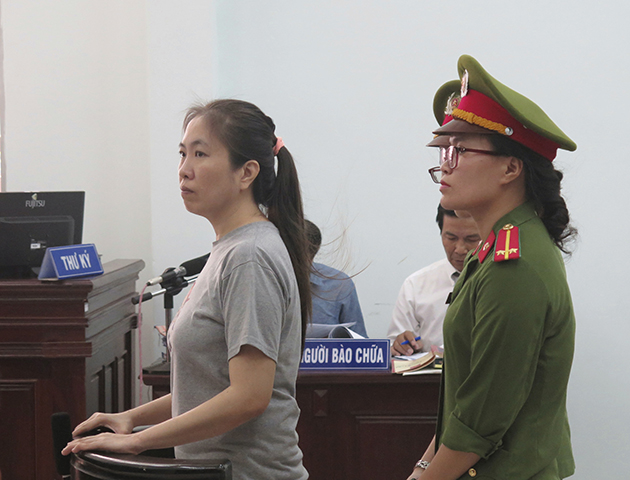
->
[387,206,480,355]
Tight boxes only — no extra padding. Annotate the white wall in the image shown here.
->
[145,0,217,341]
[3,1,629,477]
[1,0,157,399]
[3,0,152,264]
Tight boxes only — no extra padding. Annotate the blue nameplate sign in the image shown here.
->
[38,244,104,281]
[300,339,390,371]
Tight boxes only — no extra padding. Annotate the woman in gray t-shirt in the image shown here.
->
[64,99,311,480]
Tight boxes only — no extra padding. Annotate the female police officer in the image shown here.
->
[408,56,577,480]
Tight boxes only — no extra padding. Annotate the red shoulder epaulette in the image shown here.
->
[477,231,496,264]
[493,224,521,262]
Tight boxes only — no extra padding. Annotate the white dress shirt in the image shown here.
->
[387,258,458,352]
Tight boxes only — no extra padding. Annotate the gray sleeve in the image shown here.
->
[221,260,286,363]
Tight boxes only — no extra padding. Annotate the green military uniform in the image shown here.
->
[436,202,575,479]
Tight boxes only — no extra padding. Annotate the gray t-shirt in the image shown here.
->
[167,221,307,480]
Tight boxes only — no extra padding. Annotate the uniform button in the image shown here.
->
[468,468,477,477]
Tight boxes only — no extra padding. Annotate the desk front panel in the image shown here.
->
[296,371,440,480]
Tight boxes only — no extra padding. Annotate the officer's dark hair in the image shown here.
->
[183,99,312,345]
[305,220,322,261]
[436,205,457,232]
[489,134,577,254]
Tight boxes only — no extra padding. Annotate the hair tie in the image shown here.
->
[273,137,285,156]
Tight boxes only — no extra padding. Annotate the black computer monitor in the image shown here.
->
[0,191,85,278]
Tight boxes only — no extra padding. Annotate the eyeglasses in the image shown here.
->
[438,145,503,169]
[428,145,504,184]
[428,166,442,184]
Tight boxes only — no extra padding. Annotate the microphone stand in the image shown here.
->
[131,273,198,376]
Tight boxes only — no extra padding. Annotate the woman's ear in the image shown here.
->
[239,160,261,190]
[500,156,524,186]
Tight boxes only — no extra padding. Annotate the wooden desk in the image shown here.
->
[0,259,144,480]
[143,365,440,480]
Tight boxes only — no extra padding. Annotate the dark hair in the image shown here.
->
[304,220,322,260]
[436,204,457,232]
[183,99,312,345]
[489,135,577,254]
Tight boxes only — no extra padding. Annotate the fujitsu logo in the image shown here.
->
[25,193,45,208]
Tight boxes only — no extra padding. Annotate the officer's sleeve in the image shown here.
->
[440,260,549,458]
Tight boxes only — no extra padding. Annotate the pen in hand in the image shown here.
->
[401,335,421,346]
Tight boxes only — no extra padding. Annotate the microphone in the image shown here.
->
[146,253,210,286]
[51,412,72,478]
[146,265,186,286]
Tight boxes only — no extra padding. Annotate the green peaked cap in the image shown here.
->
[432,55,576,153]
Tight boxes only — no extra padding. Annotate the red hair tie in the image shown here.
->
[273,137,285,156]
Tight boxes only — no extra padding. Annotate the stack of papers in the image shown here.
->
[306,322,365,339]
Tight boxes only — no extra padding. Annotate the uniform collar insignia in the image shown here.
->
[477,230,496,264]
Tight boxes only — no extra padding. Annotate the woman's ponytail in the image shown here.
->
[267,146,312,346]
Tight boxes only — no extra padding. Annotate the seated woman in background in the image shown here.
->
[305,219,368,337]
[63,99,311,480]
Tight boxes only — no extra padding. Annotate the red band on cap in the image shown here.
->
[453,90,560,161]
